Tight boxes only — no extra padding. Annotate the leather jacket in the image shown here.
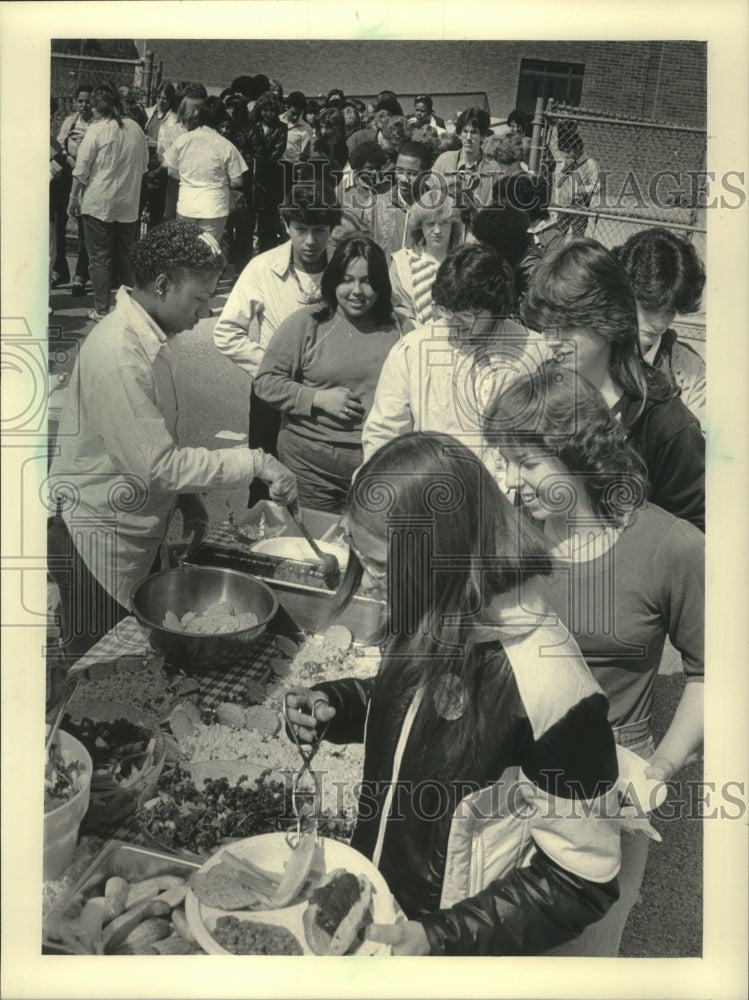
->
[314,614,622,955]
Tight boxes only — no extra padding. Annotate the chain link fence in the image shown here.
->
[536,101,706,342]
[538,102,706,253]
[51,53,143,135]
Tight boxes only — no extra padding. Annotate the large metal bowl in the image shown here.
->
[131,565,278,674]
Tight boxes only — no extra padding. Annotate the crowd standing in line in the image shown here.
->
[49,74,706,957]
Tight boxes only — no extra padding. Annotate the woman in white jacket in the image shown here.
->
[363,243,547,465]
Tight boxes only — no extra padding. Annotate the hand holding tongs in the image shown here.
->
[283,690,331,842]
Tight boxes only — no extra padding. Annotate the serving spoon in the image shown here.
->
[286,504,341,590]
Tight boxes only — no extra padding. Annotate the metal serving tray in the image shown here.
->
[188,544,384,645]
[42,840,201,955]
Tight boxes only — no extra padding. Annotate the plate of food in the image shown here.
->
[616,745,669,813]
[252,537,350,570]
[185,832,394,956]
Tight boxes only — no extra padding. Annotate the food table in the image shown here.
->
[43,512,391,956]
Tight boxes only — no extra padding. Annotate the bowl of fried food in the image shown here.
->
[131,565,278,673]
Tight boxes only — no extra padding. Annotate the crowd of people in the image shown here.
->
[48,73,706,958]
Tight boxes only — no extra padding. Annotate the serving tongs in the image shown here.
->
[286,502,341,590]
[283,691,331,846]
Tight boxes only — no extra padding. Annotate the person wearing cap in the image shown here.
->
[408,94,446,135]
[48,219,298,661]
[280,91,313,163]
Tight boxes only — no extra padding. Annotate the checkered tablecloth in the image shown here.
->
[70,614,283,710]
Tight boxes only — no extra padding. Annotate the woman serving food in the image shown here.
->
[286,432,624,956]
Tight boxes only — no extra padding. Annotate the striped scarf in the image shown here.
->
[404,250,440,324]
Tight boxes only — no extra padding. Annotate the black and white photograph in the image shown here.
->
[1,2,747,998]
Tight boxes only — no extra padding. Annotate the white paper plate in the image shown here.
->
[616,745,669,812]
[252,537,350,569]
[185,833,394,956]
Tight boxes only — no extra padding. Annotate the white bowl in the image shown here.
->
[185,833,394,956]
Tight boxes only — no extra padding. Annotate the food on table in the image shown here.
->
[302,869,374,956]
[76,658,179,717]
[44,741,85,813]
[168,700,202,741]
[47,871,201,955]
[161,602,260,634]
[215,702,247,729]
[138,766,354,855]
[59,713,157,797]
[243,705,281,736]
[211,915,303,955]
[244,678,267,705]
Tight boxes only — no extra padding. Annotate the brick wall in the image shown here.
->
[149,39,706,126]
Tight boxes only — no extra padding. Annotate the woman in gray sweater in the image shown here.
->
[254,236,403,511]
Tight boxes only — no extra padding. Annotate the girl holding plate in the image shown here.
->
[287,431,627,955]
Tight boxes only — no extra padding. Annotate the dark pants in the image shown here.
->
[226,200,254,271]
[247,207,283,256]
[144,170,168,229]
[52,172,89,282]
[277,429,362,513]
[82,215,138,314]
[164,176,179,221]
[47,516,130,664]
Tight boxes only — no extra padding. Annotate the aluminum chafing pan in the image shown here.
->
[43,840,201,955]
[188,545,385,645]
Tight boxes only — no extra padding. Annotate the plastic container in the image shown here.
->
[44,729,93,881]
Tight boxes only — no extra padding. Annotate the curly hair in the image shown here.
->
[313,236,393,325]
[472,205,532,269]
[482,366,649,526]
[129,219,225,287]
[483,132,524,165]
[522,238,674,412]
[432,243,515,317]
[348,139,389,172]
[252,91,281,120]
[612,227,706,315]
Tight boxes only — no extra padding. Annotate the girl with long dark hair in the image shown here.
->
[254,236,403,511]
[286,431,624,954]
